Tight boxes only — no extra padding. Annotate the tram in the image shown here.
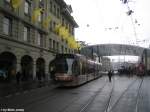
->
[136,63,145,76]
[50,53,102,87]
[143,49,150,75]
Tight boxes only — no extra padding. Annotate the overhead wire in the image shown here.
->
[126,2,138,45]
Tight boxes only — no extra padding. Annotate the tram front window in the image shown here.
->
[55,58,68,73]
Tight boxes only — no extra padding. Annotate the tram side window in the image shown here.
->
[82,62,86,74]
[86,63,89,74]
[87,63,95,74]
[72,60,80,75]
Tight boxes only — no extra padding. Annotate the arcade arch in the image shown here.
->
[36,58,45,80]
[0,52,17,82]
[21,55,33,81]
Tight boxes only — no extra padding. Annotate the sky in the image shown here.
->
[64,0,150,62]
[64,0,150,47]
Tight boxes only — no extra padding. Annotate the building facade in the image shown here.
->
[101,57,112,71]
[0,0,78,83]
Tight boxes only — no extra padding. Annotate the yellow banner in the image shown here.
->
[11,0,22,9]
[42,16,51,29]
[54,23,61,34]
[32,8,43,23]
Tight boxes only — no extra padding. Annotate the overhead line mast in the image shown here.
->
[120,0,138,45]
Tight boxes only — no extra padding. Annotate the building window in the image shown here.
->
[65,40,67,44]
[65,48,67,53]
[37,33,45,47]
[72,27,74,35]
[49,21,52,31]
[56,42,59,52]
[39,0,44,5]
[38,13,41,22]
[53,22,56,32]
[61,45,64,53]
[43,36,46,48]
[50,1,52,12]
[53,40,55,50]
[54,5,56,15]
[24,0,30,15]
[38,12,43,22]
[37,33,42,46]
[23,26,27,41]
[68,49,71,53]
[65,22,67,28]
[62,18,64,26]
[3,17,12,35]
[49,39,52,49]
[5,0,10,3]
[57,8,60,18]
[23,26,30,42]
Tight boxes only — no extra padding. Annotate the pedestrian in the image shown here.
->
[16,71,21,84]
[138,62,145,77]
[37,70,42,83]
[108,70,113,82]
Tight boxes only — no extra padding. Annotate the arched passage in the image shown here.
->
[36,58,45,80]
[21,55,33,81]
[0,52,17,82]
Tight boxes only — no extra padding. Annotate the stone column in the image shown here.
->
[16,56,21,72]
[33,59,36,80]
[45,61,50,81]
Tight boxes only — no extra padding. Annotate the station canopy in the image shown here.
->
[80,44,150,57]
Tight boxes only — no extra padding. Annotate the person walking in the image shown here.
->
[37,71,42,83]
[108,70,113,82]
[16,71,21,84]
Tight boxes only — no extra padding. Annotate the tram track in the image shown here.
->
[107,78,138,112]
[24,76,141,112]
[135,77,144,112]
[19,76,105,111]
[78,82,107,112]
[25,77,108,112]
[103,78,115,112]
[56,77,108,112]
[107,77,143,112]
[78,77,138,112]
[1,75,146,112]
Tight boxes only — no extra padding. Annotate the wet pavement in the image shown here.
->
[0,80,55,98]
[0,75,150,112]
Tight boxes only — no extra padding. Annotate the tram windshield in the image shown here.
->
[54,54,75,74]
[54,58,68,73]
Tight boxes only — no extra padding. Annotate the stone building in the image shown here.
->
[0,0,78,83]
